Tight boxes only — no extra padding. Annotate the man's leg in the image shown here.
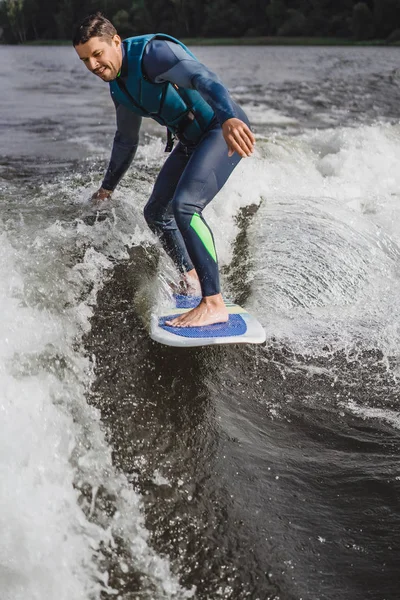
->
[144,143,194,277]
[165,124,243,327]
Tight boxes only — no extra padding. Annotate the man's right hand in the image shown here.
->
[222,118,255,158]
[91,187,113,204]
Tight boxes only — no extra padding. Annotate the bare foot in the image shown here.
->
[166,293,229,328]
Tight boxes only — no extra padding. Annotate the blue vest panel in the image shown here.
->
[109,35,215,143]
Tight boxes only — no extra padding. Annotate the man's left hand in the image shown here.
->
[222,118,255,158]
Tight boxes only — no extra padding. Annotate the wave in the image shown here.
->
[1,120,400,597]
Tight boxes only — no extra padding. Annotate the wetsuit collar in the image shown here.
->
[117,41,128,78]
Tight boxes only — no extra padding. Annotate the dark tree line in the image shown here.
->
[1,0,400,43]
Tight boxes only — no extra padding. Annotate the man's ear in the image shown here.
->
[113,34,122,47]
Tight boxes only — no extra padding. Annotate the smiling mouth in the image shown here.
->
[95,66,107,76]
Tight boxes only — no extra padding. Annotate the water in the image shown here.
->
[1,43,400,600]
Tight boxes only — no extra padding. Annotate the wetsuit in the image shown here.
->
[102,37,250,297]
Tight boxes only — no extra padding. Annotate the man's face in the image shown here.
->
[75,35,122,82]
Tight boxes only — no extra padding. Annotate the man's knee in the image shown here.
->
[173,196,196,232]
[173,182,207,232]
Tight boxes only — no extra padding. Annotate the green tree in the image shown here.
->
[234,0,268,36]
[55,0,75,40]
[0,0,399,43]
[352,1,375,39]
[329,12,352,37]
[305,0,353,35]
[202,0,246,37]
[170,0,191,35]
[113,8,133,37]
[266,0,287,35]
[278,8,307,35]
[4,0,26,42]
[136,0,177,34]
[128,0,152,34]
[373,0,400,37]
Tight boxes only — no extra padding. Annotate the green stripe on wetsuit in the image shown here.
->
[189,212,217,262]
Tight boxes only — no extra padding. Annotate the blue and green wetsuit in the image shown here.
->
[102,34,250,297]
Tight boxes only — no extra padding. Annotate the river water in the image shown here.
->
[1,44,400,600]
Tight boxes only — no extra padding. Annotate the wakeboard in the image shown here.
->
[150,294,266,347]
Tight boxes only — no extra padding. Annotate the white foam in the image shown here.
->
[345,400,400,431]
[240,104,299,126]
[241,123,400,358]
[0,232,98,599]
[0,217,193,599]
[104,121,400,363]
[4,118,400,596]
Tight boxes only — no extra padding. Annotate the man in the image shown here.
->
[73,13,255,328]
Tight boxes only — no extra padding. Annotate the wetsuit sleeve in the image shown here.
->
[101,101,142,191]
[142,39,237,126]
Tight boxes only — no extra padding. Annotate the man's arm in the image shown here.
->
[92,102,142,202]
[143,39,255,157]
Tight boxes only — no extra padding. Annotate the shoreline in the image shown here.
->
[183,36,394,46]
[4,36,399,47]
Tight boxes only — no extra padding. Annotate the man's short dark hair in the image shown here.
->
[72,12,117,46]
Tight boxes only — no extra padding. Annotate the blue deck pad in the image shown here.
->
[173,294,235,309]
[174,294,202,309]
[159,313,247,338]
